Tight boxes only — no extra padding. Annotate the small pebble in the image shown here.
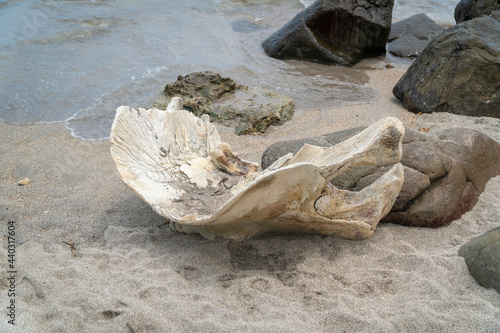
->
[18,178,30,186]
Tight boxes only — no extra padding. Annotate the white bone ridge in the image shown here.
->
[110,97,405,240]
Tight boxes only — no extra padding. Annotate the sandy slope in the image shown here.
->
[1,66,499,332]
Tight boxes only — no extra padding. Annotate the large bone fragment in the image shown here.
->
[110,98,405,240]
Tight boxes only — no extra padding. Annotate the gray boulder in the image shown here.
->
[393,16,500,119]
[387,14,444,58]
[459,227,500,293]
[155,71,295,135]
[261,127,364,170]
[213,86,295,135]
[455,0,500,23]
[262,0,394,66]
[261,127,500,228]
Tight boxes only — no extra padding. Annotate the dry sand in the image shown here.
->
[1,64,500,332]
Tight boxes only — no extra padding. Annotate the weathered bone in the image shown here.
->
[110,98,405,240]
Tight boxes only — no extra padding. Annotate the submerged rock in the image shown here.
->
[393,16,500,119]
[387,14,444,58]
[459,227,500,293]
[156,71,294,135]
[262,0,394,66]
[261,127,500,228]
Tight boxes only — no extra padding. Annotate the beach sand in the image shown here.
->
[1,64,499,332]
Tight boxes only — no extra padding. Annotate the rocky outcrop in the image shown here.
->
[393,16,500,119]
[261,127,365,170]
[459,227,500,293]
[381,128,500,227]
[262,0,394,66]
[387,14,444,58]
[161,71,236,116]
[261,127,500,228]
[156,72,294,135]
[455,0,500,23]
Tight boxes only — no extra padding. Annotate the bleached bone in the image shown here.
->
[110,98,405,240]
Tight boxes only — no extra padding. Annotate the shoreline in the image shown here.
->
[1,66,499,332]
[216,66,413,163]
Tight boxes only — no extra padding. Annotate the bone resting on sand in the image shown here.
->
[110,98,405,240]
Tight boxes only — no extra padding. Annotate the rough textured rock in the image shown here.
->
[261,127,500,228]
[110,99,405,240]
[262,0,394,66]
[212,86,295,135]
[381,128,500,227]
[157,71,295,135]
[492,10,500,21]
[393,16,500,119]
[455,0,500,23]
[387,14,444,58]
[459,227,500,293]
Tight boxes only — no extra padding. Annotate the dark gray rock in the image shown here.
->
[459,227,500,293]
[262,0,394,66]
[387,14,445,58]
[455,0,500,23]
[155,71,295,135]
[261,127,500,228]
[393,16,500,119]
[261,127,364,170]
[491,10,500,21]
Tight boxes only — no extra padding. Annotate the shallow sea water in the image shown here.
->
[0,0,459,139]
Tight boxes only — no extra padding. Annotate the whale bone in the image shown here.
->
[110,98,405,239]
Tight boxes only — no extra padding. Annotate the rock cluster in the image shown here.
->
[261,127,500,228]
[382,128,500,227]
[393,16,500,119]
[387,14,444,58]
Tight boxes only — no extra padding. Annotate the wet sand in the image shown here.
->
[1,64,499,332]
